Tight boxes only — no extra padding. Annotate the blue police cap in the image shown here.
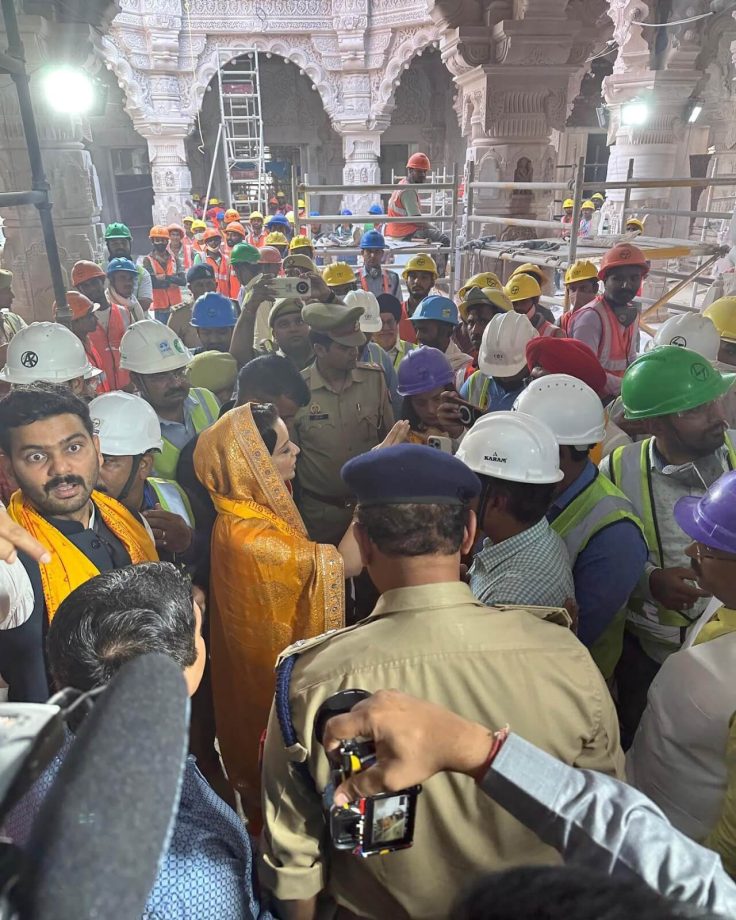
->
[341,444,481,507]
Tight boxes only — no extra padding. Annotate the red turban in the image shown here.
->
[526,337,607,396]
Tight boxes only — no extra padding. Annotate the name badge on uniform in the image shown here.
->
[309,403,329,421]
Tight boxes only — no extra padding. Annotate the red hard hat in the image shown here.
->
[167,223,185,235]
[225,221,246,237]
[70,260,106,286]
[54,291,94,320]
[258,246,283,264]
[407,152,431,171]
[203,228,222,242]
[598,243,649,280]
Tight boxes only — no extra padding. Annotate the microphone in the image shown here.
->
[16,653,190,920]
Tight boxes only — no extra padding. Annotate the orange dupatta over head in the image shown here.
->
[193,404,344,811]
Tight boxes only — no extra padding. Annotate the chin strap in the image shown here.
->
[117,455,143,504]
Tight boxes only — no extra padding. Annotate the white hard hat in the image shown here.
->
[89,392,163,455]
[0,321,103,385]
[119,320,192,374]
[456,410,563,484]
[344,289,382,333]
[513,374,605,449]
[650,312,720,362]
[478,311,538,377]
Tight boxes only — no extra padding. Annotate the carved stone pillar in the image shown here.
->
[337,130,383,213]
[0,17,103,321]
[141,134,193,225]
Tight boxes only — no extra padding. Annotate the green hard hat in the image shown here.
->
[104,222,132,240]
[229,242,260,265]
[622,345,736,420]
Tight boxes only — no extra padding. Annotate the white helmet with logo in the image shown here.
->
[0,322,102,384]
[478,311,538,378]
[513,374,606,449]
[344,289,382,334]
[120,320,192,374]
[649,312,720,362]
[89,391,163,455]
[456,410,563,484]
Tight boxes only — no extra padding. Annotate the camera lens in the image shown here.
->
[296,280,309,294]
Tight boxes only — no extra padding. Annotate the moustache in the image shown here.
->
[165,386,189,400]
[46,475,85,494]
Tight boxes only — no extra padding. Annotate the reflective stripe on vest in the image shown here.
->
[392,339,416,370]
[205,254,230,297]
[585,298,636,375]
[360,271,389,294]
[147,477,195,528]
[154,387,220,481]
[150,255,183,310]
[466,371,491,410]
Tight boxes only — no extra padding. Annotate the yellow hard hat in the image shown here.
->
[482,288,513,312]
[458,272,502,299]
[564,260,599,285]
[402,253,439,280]
[458,287,513,321]
[289,235,313,251]
[626,218,645,232]
[510,263,545,285]
[208,197,220,205]
[265,231,288,246]
[704,297,736,343]
[183,215,194,224]
[192,219,207,232]
[297,199,306,208]
[505,273,541,303]
[249,211,264,221]
[286,211,295,224]
[323,261,358,287]
[562,198,574,209]
[581,200,596,210]
[592,192,605,201]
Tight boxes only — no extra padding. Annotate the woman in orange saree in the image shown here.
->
[193,402,345,819]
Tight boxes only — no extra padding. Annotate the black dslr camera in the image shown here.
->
[315,690,422,859]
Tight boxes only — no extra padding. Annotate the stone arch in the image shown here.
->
[372,24,445,123]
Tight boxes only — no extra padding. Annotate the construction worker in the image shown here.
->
[190,291,237,354]
[650,312,721,361]
[120,320,219,481]
[193,228,230,297]
[458,411,575,609]
[323,261,358,299]
[247,211,267,248]
[561,197,575,229]
[516,374,648,677]
[91,391,197,564]
[166,263,216,352]
[168,223,191,272]
[223,221,246,257]
[0,321,103,400]
[579,200,597,237]
[374,292,417,369]
[386,152,450,272]
[295,300,394,544]
[561,260,599,334]
[182,214,195,240]
[288,235,315,261]
[334,209,360,255]
[356,230,400,298]
[705,297,736,369]
[509,262,551,294]
[71,259,108,311]
[505,273,561,338]
[223,207,240,224]
[457,272,503,300]
[106,257,146,323]
[225,240,261,307]
[345,289,400,406]
[103,222,153,312]
[205,197,221,222]
[401,253,438,343]
[600,346,736,745]
[569,242,649,396]
[626,217,645,235]
[142,226,185,323]
[266,213,291,239]
[410,294,471,385]
[264,231,289,257]
[283,252,317,278]
[396,346,458,445]
[592,192,605,209]
[0,270,26,351]
[59,292,109,392]
[191,219,208,257]
[0,384,157,702]
[459,286,513,365]
[229,244,282,353]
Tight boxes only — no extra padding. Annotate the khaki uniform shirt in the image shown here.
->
[167,303,200,350]
[260,582,625,919]
[294,362,394,544]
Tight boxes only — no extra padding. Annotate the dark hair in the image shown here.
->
[377,293,402,322]
[356,503,467,556]
[479,474,555,526]
[47,562,197,692]
[0,383,93,453]
[235,354,310,408]
[308,330,336,350]
[250,402,279,454]
[455,865,703,920]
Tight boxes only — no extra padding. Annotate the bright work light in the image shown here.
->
[40,66,95,115]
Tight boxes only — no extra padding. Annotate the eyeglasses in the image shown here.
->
[695,543,736,564]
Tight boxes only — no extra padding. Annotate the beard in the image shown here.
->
[17,470,96,518]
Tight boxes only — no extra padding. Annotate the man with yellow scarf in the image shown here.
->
[0,383,157,702]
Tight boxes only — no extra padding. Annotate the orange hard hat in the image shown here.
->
[598,243,649,280]
[224,208,240,222]
[203,228,222,242]
[70,260,106,286]
[167,223,185,235]
[407,152,431,171]
[56,291,95,319]
[149,225,170,240]
[225,221,246,238]
[257,246,283,264]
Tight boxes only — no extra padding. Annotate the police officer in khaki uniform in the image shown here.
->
[259,445,624,920]
[295,300,394,545]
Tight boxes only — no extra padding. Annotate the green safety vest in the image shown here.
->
[550,469,646,679]
[392,339,417,370]
[147,477,195,529]
[154,387,219,481]
[607,434,736,655]
[465,370,491,410]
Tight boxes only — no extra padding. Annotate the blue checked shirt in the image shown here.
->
[469,518,575,609]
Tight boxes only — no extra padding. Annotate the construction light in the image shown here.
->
[39,66,95,115]
[686,100,703,124]
[621,100,649,127]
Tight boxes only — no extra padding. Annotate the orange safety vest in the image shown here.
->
[205,252,231,297]
[571,296,637,378]
[399,299,417,344]
[359,270,390,294]
[386,179,420,238]
[149,254,183,311]
[175,242,193,271]
[247,230,267,249]
[229,265,241,299]
[87,303,130,391]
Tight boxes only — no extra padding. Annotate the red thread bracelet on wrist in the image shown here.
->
[472,725,510,783]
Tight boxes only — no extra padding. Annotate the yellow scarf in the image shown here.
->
[8,490,158,621]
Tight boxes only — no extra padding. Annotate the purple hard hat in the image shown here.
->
[397,345,454,397]
[674,470,736,555]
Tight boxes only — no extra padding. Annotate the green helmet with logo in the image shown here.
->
[229,242,260,265]
[622,345,736,420]
[104,222,132,240]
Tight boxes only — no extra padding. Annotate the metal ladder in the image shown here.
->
[216,48,266,215]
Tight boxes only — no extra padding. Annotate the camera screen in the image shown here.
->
[369,793,411,845]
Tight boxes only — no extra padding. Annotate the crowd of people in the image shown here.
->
[0,150,736,918]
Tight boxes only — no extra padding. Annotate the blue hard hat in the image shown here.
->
[360,229,386,250]
[410,295,459,326]
[217,210,225,220]
[341,208,353,216]
[309,210,320,217]
[191,292,237,328]
[106,257,138,276]
[397,346,454,397]
[368,203,384,215]
[267,214,289,227]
